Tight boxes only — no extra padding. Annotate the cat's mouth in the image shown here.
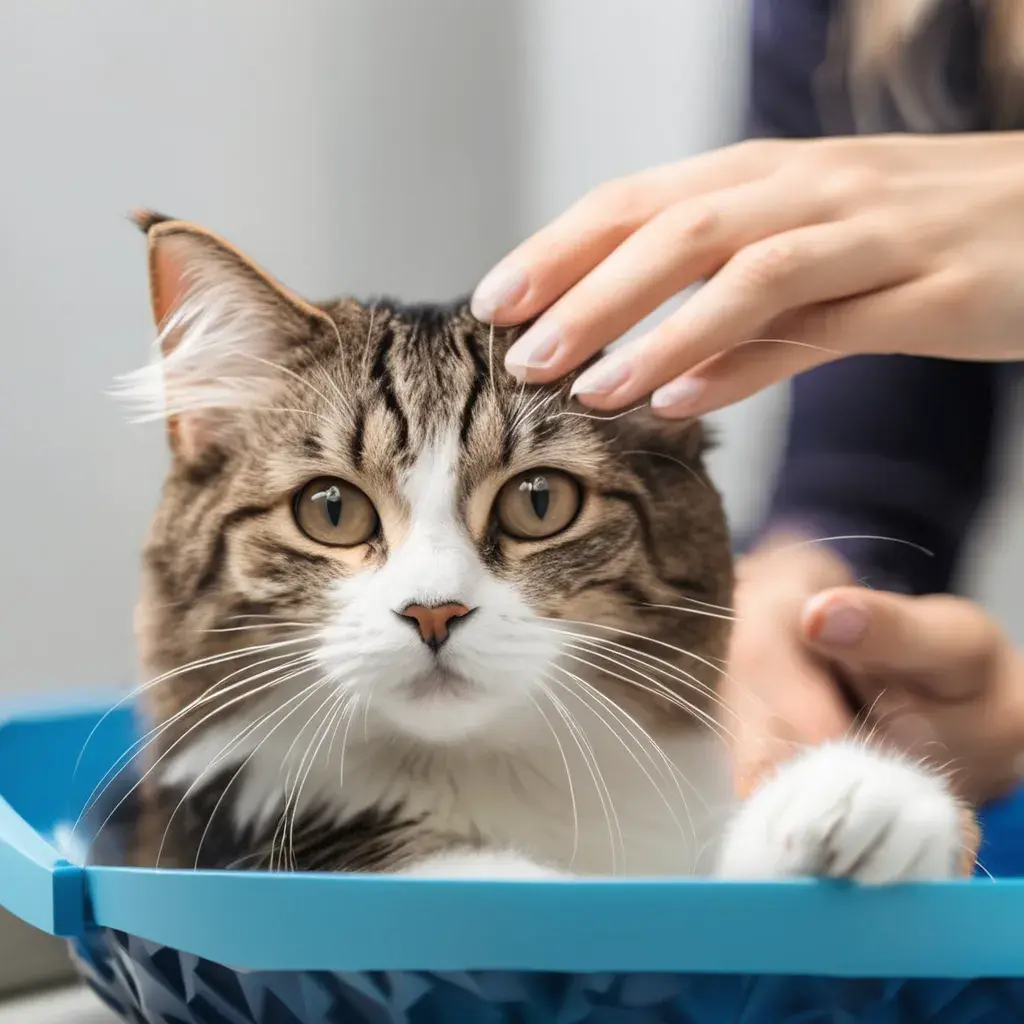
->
[401,669,473,701]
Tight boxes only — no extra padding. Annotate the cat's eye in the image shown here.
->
[495,469,582,540]
[293,477,378,547]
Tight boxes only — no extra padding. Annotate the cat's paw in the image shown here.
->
[400,849,566,880]
[716,742,962,883]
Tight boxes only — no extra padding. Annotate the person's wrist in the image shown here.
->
[737,531,853,603]
[991,646,1024,800]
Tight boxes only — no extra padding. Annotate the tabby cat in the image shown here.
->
[114,210,964,881]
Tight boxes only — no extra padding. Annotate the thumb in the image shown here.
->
[801,587,993,693]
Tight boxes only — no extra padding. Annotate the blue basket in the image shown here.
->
[2,690,1024,1023]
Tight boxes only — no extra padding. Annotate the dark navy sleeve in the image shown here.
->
[748,0,831,138]
[764,358,997,594]
[746,0,1000,594]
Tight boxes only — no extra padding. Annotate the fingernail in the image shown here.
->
[650,377,706,415]
[810,599,868,647]
[471,263,528,322]
[569,357,630,398]
[504,320,562,380]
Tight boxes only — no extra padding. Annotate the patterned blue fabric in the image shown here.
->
[71,928,1024,1024]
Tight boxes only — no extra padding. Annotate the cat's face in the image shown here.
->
[125,214,732,758]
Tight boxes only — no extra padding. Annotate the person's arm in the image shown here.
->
[747,0,830,139]
[724,3,1017,836]
[747,0,999,594]
[763,355,998,595]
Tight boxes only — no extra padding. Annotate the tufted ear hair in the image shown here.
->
[115,209,336,461]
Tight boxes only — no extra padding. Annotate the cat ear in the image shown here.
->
[116,209,336,460]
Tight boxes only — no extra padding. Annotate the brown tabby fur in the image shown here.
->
[124,212,733,869]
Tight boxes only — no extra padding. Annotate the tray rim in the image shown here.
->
[1,688,1023,977]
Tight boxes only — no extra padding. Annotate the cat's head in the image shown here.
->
[122,212,732,754]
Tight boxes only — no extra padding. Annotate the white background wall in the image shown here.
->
[0,0,1020,990]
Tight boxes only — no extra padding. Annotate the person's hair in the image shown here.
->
[826,0,1024,132]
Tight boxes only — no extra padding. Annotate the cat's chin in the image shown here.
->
[373,671,528,745]
[400,668,472,701]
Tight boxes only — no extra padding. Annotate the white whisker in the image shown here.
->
[620,449,710,491]
[541,685,624,872]
[337,694,361,792]
[77,645,319,824]
[526,691,579,868]
[541,616,773,720]
[87,655,319,846]
[204,621,316,634]
[487,321,496,390]
[282,686,353,870]
[546,669,695,846]
[74,635,320,792]
[273,684,346,870]
[170,674,332,869]
[638,603,737,622]
[542,621,727,707]
[651,594,736,614]
[560,646,734,746]
[781,534,935,559]
[556,402,647,422]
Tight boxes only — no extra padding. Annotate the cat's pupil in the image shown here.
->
[314,484,343,527]
[521,476,550,519]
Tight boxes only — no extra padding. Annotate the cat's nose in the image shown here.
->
[396,602,475,651]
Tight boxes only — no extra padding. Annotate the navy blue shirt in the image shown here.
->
[749,0,1019,594]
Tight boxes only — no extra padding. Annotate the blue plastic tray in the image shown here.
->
[2,689,1024,1023]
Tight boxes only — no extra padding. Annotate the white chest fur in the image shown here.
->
[163,697,735,877]
[160,696,967,885]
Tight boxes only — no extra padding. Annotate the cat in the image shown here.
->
[113,210,967,882]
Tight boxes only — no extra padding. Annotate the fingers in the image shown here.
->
[501,172,827,382]
[568,216,916,410]
[470,165,684,328]
[802,587,1000,694]
[764,269,962,361]
[650,340,839,419]
[470,141,783,327]
[651,267,965,417]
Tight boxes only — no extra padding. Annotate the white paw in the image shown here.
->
[400,848,566,880]
[52,823,89,867]
[716,742,961,883]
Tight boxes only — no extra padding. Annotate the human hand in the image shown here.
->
[473,133,1024,416]
[724,539,857,799]
[801,587,1024,809]
[725,540,1024,809]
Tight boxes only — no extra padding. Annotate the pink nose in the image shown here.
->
[397,603,474,650]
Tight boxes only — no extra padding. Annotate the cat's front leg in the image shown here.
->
[716,742,964,882]
[399,848,567,880]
